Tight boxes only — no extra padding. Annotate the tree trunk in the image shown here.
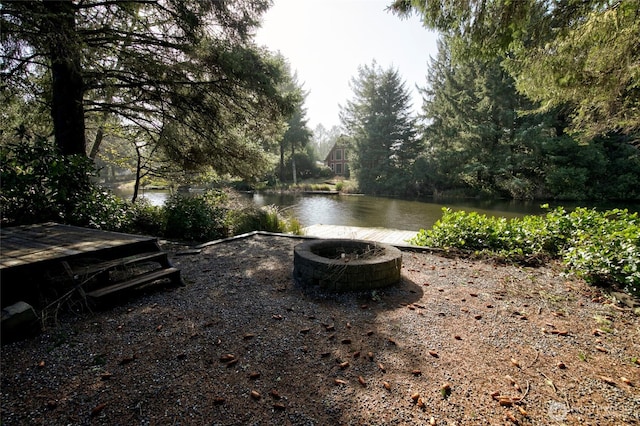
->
[44,1,86,156]
[279,142,285,182]
[291,143,296,185]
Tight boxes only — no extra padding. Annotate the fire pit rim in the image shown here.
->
[293,238,403,291]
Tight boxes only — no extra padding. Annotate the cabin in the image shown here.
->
[324,144,348,176]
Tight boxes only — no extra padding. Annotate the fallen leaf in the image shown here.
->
[600,376,616,386]
[498,397,513,407]
[269,389,281,399]
[91,403,107,417]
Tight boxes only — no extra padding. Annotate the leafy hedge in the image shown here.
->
[410,207,639,296]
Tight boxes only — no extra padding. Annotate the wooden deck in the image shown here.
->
[1,222,156,269]
[302,224,418,246]
[1,223,180,308]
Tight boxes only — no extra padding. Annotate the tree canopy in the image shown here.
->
[1,0,298,178]
[391,0,640,143]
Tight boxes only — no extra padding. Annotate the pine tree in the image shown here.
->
[340,62,419,195]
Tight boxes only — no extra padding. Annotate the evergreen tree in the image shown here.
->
[340,62,420,195]
[1,0,297,179]
[419,36,640,200]
[392,0,640,144]
[278,74,312,183]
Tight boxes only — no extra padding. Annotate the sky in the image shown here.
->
[255,0,440,130]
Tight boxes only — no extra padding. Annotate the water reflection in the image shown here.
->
[251,193,539,231]
[114,188,640,231]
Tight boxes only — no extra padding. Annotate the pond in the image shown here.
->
[250,193,546,231]
[117,187,640,231]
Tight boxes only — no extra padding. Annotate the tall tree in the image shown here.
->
[1,0,297,177]
[340,62,419,195]
[419,36,640,200]
[278,73,312,183]
[391,0,640,144]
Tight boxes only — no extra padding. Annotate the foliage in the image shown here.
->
[1,0,297,176]
[277,72,313,183]
[229,205,302,236]
[340,61,421,195]
[163,191,229,242]
[391,0,640,143]
[411,207,640,296]
[0,136,130,230]
[416,35,640,200]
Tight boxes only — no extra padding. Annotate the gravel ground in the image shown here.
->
[1,233,639,425]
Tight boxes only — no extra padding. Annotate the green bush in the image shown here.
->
[228,205,303,236]
[163,191,228,242]
[0,136,131,230]
[411,206,640,296]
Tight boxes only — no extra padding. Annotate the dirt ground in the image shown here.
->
[1,233,639,425]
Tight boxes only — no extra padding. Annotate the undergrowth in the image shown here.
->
[410,206,639,296]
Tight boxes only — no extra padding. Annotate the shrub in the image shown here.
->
[0,136,131,229]
[411,207,639,295]
[228,205,303,236]
[163,191,228,242]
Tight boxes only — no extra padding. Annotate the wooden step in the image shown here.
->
[85,267,181,299]
[69,251,170,277]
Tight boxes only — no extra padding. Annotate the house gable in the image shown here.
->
[324,144,348,175]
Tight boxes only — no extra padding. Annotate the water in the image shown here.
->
[250,193,545,231]
[116,187,640,231]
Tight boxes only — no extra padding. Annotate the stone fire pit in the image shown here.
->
[293,239,402,291]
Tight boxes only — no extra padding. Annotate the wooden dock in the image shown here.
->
[302,224,418,246]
